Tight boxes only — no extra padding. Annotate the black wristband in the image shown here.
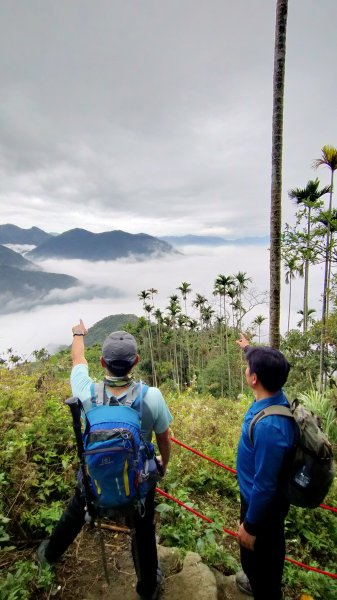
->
[73,333,85,337]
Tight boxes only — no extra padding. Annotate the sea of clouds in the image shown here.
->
[0,244,324,360]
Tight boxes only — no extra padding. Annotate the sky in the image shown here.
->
[1,0,336,239]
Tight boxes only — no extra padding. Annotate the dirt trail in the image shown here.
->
[50,526,246,600]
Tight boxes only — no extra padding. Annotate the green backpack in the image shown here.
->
[249,399,336,508]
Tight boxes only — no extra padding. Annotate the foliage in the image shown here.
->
[0,363,74,598]
[84,313,139,346]
[0,560,53,600]
[1,342,337,599]
[297,390,337,444]
[157,388,337,599]
[281,330,321,393]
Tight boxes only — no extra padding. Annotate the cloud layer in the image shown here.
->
[0,244,325,358]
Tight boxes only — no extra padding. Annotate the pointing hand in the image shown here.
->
[72,319,88,336]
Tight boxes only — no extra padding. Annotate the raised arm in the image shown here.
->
[71,319,88,366]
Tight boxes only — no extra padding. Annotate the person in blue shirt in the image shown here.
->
[38,320,173,600]
[235,333,295,600]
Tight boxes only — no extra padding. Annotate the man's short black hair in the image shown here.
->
[105,359,134,377]
[245,346,290,392]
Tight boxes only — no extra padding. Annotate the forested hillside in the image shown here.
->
[84,314,139,346]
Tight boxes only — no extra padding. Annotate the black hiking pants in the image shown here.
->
[240,496,289,600]
[45,486,158,597]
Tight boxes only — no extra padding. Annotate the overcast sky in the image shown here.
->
[1,0,336,238]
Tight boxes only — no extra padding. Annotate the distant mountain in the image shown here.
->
[0,265,78,296]
[161,235,228,246]
[0,244,79,314]
[0,224,52,245]
[27,228,178,261]
[0,264,78,314]
[0,244,37,270]
[85,314,140,347]
[161,235,269,247]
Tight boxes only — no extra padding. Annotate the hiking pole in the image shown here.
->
[65,397,110,585]
[65,397,96,522]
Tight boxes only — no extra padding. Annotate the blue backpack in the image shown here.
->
[79,381,158,513]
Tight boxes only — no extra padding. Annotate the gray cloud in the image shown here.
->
[0,1,336,238]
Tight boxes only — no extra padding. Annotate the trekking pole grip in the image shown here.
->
[65,396,81,420]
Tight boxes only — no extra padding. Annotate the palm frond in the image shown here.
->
[313,145,337,171]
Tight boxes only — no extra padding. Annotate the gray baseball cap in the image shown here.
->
[101,330,137,367]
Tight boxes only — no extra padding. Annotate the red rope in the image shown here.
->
[155,488,213,524]
[156,488,237,537]
[155,487,337,580]
[319,503,337,514]
[170,436,237,474]
[284,556,337,579]
[170,436,337,514]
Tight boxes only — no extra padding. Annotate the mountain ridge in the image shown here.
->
[0,224,52,245]
[161,234,269,246]
[84,314,140,347]
[0,244,37,270]
[0,243,79,314]
[27,228,178,261]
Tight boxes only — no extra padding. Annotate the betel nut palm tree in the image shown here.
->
[234,271,252,330]
[288,178,330,333]
[253,314,266,344]
[313,145,337,389]
[177,282,192,317]
[138,290,157,386]
[213,275,234,396]
[177,282,192,382]
[270,0,288,349]
[284,254,303,333]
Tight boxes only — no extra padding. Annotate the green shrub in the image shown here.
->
[0,560,53,600]
[297,390,337,444]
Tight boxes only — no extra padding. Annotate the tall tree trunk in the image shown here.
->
[303,207,311,333]
[269,0,288,349]
[223,296,231,395]
[319,170,335,389]
[147,319,157,387]
[287,277,292,333]
[326,171,335,320]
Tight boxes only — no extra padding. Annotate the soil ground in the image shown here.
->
[50,526,140,600]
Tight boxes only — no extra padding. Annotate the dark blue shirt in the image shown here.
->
[237,390,296,529]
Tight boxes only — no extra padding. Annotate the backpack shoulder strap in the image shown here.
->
[80,381,106,416]
[91,382,106,405]
[125,381,149,422]
[248,405,294,445]
[124,380,147,405]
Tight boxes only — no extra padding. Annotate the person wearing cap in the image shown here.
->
[38,320,173,600]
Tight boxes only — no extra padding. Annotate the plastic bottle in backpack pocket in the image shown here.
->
[293,464,311,488]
